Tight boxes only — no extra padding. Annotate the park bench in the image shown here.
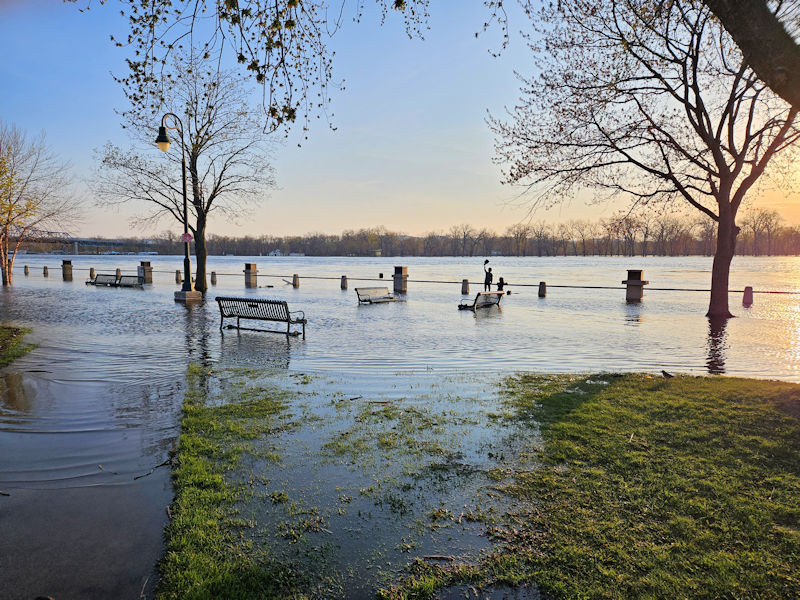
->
[458,291,504,311]
[86,273,143,287]
[87,273,120,287]
[355,287,397,304]
[215,296,306,338]
[117,275,143,288]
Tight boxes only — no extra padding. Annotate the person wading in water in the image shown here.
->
[483,260,493,291]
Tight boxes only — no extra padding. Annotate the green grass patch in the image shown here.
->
[384,374,800,599]
[157,364,300,600]
[0,325,34,367]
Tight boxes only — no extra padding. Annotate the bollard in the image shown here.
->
[743,286,754,307]
[115,268,122,280]
[622,269,649,302]
[61,259,73,281]
[89,267,95,280]
[43,266,49,277]
[461,279,469,294]
[538,281,547,298]
[211,272,217,285]
[175,269,182,284]
[292,274,300,288]
[393,266,408,294]
[341,275,348,290]
[24,265,29,276]
[138,261,153,284]
[379,273,384,279]
[244,263,258,288]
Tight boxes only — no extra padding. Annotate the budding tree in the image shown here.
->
[492,0,800,318]
[0,122,76,286]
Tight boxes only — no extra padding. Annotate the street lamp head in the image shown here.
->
[155,126,171,152]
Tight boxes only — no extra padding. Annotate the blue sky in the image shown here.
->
[2,1,793,238]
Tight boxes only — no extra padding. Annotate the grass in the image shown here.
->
[384,374,800,599]
[161,369,800,599]
[156,364,302,600]
[0,324,34,367]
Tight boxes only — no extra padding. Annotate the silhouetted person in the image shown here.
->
[497,277,507,292]
[483,261,493,291]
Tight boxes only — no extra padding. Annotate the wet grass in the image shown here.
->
[383,374,800,599]
[161,369,800,599]
[0,324,34,367]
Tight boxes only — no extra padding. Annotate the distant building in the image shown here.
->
[268,249,282,256]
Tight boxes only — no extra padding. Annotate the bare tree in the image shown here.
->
[505,222,532,257]
[761,209,783,256]
[94,56,275,292]
[0,123,77,286]
[492,0,800,318]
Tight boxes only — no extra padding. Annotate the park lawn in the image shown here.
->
[0,324,33,367]
[160,369,800,599]
[386,374,800,600]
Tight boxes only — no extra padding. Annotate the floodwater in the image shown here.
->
[1,254,799,598]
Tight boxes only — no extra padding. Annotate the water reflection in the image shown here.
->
[706,317,729,375]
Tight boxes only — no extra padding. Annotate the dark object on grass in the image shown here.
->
[661,370,674,378]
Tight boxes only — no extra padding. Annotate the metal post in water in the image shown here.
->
[622,269,649,302]
[538,281,547,297]
[743,286,754,307]
[341,275,348,290]
[393,266,408,294]
[461,279,469,294]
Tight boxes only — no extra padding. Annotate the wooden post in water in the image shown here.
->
[538,282,547,297]
[43,266,48,277]
[61,260,73,281]
[292,274,300,288]
[115,268,122,280]
[24,265,29,276]
[210,272,217,285]
[138,261,153,284]
[461,279,469,294]
[89,267,95,280]
[341,275,348,290]
[743,286,754,307]
[175,269,182,284]
[244,263,258,288]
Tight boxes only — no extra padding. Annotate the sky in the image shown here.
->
[0,0,798,239]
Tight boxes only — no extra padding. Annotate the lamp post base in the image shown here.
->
[174,290,203,302]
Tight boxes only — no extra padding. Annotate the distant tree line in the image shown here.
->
[30,208,800,258]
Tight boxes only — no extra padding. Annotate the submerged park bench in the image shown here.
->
[354,287,398,304]
[458,291,504,311]
[86,273,143,288]
[215,296,307,338]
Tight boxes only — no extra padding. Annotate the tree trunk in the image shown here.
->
[707,214,739,319]
[194,217,208,294]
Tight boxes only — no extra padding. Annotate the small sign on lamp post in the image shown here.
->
[181,233,193,243]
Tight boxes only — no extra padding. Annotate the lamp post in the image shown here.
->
[155,113,202,302]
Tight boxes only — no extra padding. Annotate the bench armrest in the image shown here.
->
[289,310,305,320]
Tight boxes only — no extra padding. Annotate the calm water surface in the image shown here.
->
[1,254,798,597]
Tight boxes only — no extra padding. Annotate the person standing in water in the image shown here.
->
[496,277,507,292]
[483,260,493,291]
